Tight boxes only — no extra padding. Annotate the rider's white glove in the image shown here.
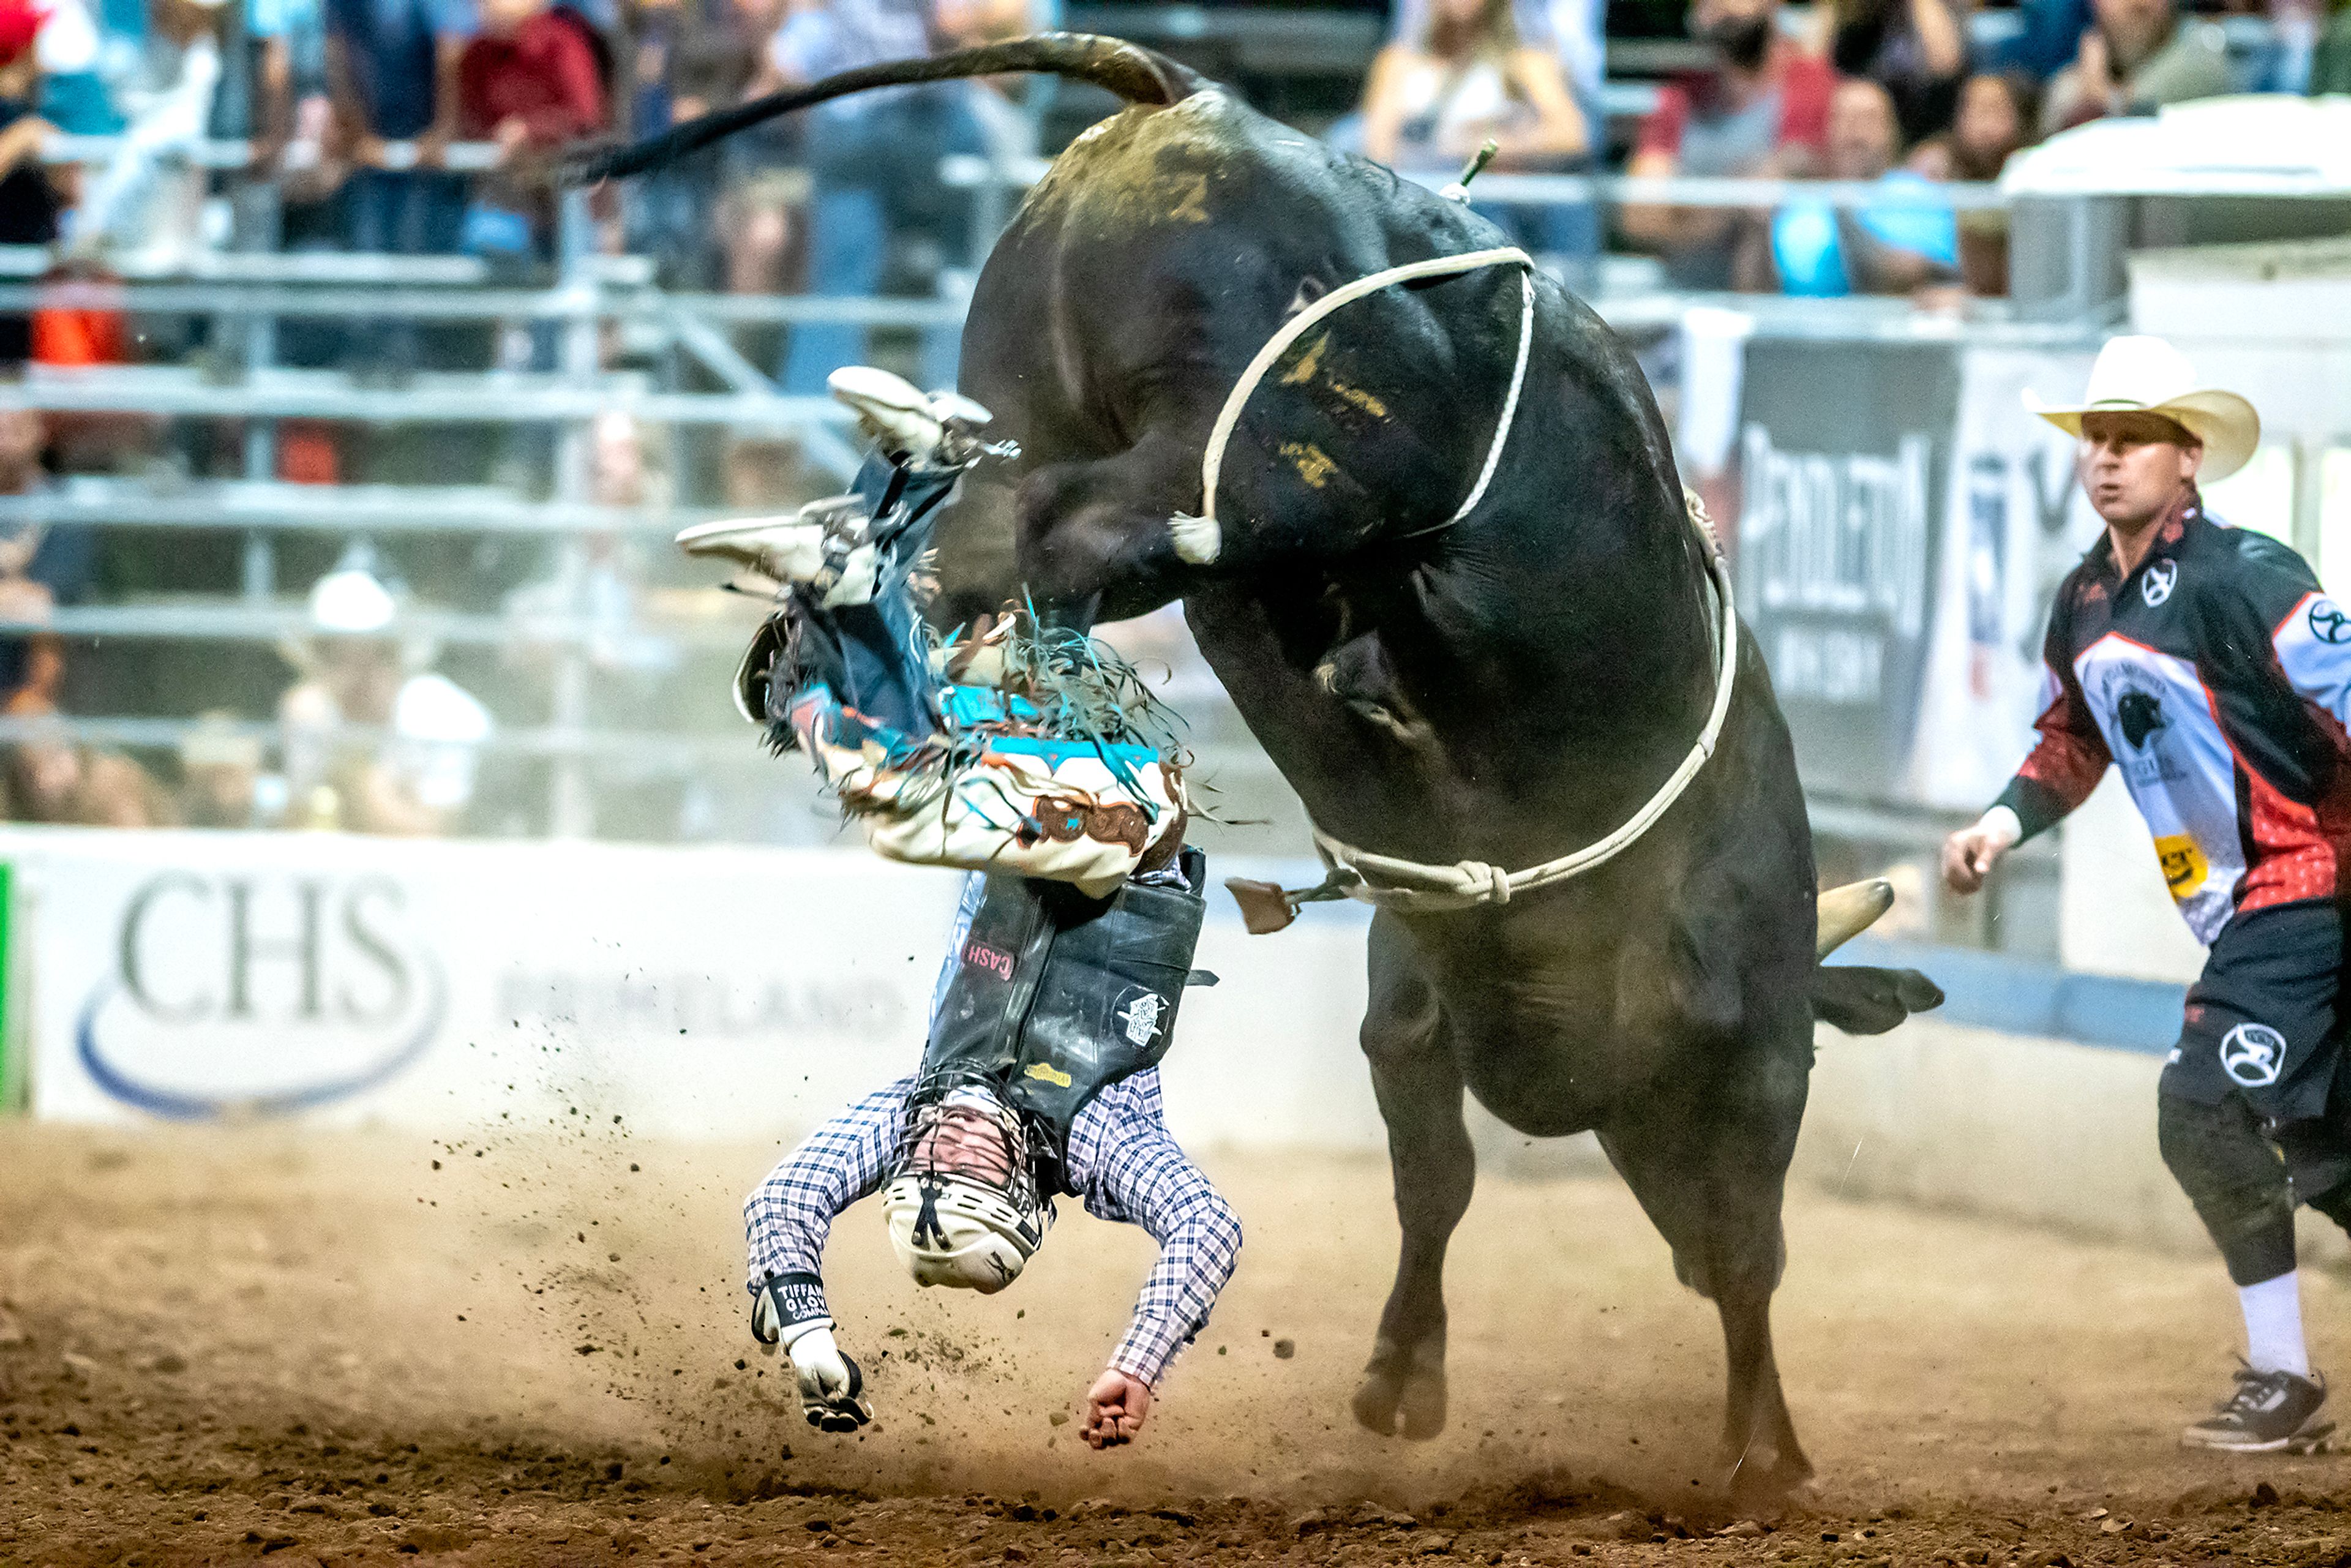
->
[783,1324,873,1433]
[750,1274,874,1433]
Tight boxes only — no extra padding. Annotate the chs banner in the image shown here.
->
[7,830,947,1136]
[0,828,1392,1152]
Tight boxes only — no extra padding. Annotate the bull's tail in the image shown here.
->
[1810,964,1943,1036]
[569,32,1206,186]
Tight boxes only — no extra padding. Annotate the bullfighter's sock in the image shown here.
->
[2239,1270,2311,1379]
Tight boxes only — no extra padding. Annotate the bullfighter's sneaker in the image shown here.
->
[2181,1364,2333,1453]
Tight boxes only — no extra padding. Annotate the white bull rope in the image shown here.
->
[1303,497,1734,914]
[1176,245,1738,920]
[1168,245,1537,570]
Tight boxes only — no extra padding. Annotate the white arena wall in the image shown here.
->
[6,824,2327,1267]
[0,826,1388,1153]
[1801,1017,2351,1270]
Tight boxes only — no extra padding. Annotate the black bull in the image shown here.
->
[583,34,1941,1494]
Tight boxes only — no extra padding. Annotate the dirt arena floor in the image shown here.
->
[5,1117,2350,1567]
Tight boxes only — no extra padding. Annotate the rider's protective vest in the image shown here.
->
[921,849,1207,1190]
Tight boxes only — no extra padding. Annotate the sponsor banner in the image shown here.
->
[5,828,1387,1150]
[17,830,957,1138]
[1908,345,2105,809]
[1730,338,1962,798]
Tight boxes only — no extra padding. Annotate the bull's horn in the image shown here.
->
[1817,878,1894,958]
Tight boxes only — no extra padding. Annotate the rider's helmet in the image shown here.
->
[881,1080,1051,1293]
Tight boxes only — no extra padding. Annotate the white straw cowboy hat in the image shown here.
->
[2023,335,2261,484]
[278,545,435,673]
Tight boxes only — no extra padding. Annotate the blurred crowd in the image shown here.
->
[0,0,2336,839]
[1372,0,2328,300]
[1673,0,2292,296]
[0,549,495,834]
[0,0,2323,343]
[0,404,688,836]
[0,0,1049,374]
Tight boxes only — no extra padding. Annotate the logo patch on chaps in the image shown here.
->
[963,939,1014,981]
[1116,988,1166,1049]
[1022,1061,1072,1089]
[2221,1022,2287,1089]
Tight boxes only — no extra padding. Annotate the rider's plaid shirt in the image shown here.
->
[744,1066,1242,1387]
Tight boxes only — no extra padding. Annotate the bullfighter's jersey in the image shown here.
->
[1993,494,2351,946]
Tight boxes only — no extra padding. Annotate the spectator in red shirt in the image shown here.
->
[459,0,605,156]
[456,0,604,271]
[460,0,605,492]
[1621,0,1835,291]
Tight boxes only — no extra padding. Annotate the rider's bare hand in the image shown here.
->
[1081,1368,1151,1449]
[1941,806,2020,896]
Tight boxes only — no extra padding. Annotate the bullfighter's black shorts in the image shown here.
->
[2162,899,2345,1125]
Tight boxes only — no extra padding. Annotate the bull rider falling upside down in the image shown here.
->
[679,368,1241,1449]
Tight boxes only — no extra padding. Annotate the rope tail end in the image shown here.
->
[1224,872,1355,935]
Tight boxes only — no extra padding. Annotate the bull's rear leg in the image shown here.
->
[1354,913,1472,1441]
[1599,1040,1812,1499]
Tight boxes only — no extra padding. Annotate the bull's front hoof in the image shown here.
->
[1723,1442,1815,1509]
[1351,1338,1446,1440]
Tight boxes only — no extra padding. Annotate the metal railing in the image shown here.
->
[42,135,511,173]
[0,135,2072,847]
[0,147,2034,449]
[0,601,718,651]
[0,711,757,766]
[0,478,716,536]
[935,152,2012,212]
